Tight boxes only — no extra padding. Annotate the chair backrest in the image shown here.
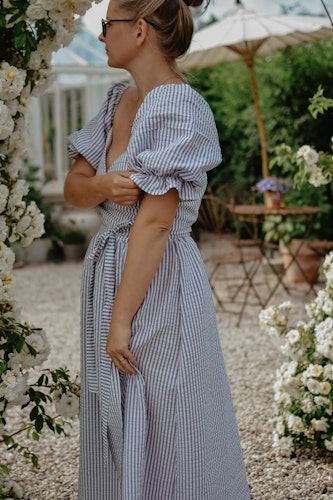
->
[197,194,228,234]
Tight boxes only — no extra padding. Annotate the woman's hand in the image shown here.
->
[64,156,141,209]
[106,319,138,375]
[105,171,141,206]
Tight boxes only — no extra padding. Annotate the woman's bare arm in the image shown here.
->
[106,188,180,374]
[64,155,141,209]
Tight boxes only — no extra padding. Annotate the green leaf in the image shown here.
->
[8,11,25,24]
[14,31,27,49]
[32,454,39,468]
[35,414,44,433]
[0,463,10,475]
[46,419,55,432]
[30,405,39,421]
[32,431,40,442]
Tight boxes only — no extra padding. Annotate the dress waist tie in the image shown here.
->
[87,229,147,493]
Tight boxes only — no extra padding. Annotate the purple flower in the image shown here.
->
[255,176,292,194]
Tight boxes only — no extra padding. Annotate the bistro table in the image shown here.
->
[227,204,323,306]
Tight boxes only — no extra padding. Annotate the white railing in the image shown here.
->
[30,66,129,197]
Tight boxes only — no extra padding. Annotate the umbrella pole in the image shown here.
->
[245,58,269,179]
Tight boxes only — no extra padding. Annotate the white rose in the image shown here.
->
[28,51,43,70]
[311,417,329,432]
[305,364,323,378]
[320,381,331,395]
[306,378,321,394]
[73,0,92,16]
[314,396,330,406]
[0,64,26,100]
[296,145,319,164]
[55,393,79,418]
[323,364,333,380]
[8,344,35,370]
[324,439,333,451]
[26,4,47,20]
[286,329,301,345]
[309,168,330,187]
[0,243,15,278]
[0,101,15,140]
[0,184,9,213]
[287,414,304,433]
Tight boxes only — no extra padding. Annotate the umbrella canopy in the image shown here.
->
[181,4,333,178]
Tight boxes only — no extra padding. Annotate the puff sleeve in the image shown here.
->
[128,85,222,201]
[67,83,128,170]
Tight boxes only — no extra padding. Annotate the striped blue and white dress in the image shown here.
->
[68,83,250,500]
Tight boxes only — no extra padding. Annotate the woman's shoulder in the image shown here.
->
[145,83,208,110]
[105,82,130,106]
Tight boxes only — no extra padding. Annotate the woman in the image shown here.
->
[65,0,250,498]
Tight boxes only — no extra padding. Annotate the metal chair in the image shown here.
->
[199,195,268,326]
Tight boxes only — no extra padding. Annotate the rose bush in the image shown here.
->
[259,252,333,457]
[0,0,102,497]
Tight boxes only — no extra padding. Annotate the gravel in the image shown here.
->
[7,234,333,500]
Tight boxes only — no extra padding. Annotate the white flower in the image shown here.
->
[323,364,333,380]
[0,370,29,406]
[8,343,35,370]
[297,145,319,165]
[55,393,79,418]
[0,184,9,213]
[7,179,29,210]
[273,435,294,456]
[311,417,329,432]
[0,63,26,100]
[301,394,314,414]
[287,414,304,434]
[28,51,43,71]
[324,438,333,451]
[306,378,321,394]
[0,242,15,278]
[1,479,23,498]
[305,364,323,378]
[319,381,331,395]
[25,329,50,365]
[0,101,15,140]
[315,318,333,361]
[286,329,301,345]
[26,4,47,20]
[314,396,330,406]
[309,168,331,187]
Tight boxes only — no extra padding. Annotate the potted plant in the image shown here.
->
[260,133,333,283]
[262,182,332,283]
[254,175,292,208]
[13,165,56,264]
[57,226,86,261]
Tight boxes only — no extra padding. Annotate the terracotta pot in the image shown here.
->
[279,239,323,284]
[266,191,284,209]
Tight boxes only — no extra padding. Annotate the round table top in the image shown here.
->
[228,205,323,216]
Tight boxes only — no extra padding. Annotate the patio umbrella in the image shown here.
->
[180,1,333,178]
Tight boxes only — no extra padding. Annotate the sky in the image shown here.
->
[84,0,332,36]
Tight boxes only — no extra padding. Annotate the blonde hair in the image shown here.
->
[118,0,210,60]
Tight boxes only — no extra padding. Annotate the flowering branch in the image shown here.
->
[0,1,103,497]
[259,252,333,457]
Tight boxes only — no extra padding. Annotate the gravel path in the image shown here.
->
[7,234,333,500]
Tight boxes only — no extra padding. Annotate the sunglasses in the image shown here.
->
[101,18,160,37]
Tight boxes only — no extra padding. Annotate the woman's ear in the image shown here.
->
[135,19,149,45]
